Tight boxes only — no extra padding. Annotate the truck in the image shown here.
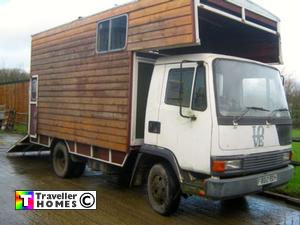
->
[10,0,294,215]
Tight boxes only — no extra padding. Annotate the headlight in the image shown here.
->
[225,160,242,170]
[283,152,291,161]
[212,159,242,172]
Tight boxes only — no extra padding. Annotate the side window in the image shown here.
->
[98,20,109,52]
[192,66,207,111]
[165,68,194,107]
[97,15,127,53]
[111,16,127,50]
[31,77,38,102]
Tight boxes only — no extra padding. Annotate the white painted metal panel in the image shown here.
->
[218,125,280,150]
[144,65,166,146]
[155,63,212,174]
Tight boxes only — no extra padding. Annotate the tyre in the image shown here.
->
[71,162,86,177]
[52,142,86,178]
[147,163,181,216]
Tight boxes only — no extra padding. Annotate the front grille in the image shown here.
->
[212,150,291,177]
[243,151,289,172]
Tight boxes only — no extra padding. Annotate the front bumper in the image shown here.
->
[205,165,294,200]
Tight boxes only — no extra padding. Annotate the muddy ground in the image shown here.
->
[0,133,299,225]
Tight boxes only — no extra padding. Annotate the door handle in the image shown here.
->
[148,121,161,134]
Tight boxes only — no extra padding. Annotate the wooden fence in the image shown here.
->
[0,81,29,123]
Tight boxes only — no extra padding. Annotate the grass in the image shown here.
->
[293,129,300,139]
[0,123,27,135]
[274,129,300,198]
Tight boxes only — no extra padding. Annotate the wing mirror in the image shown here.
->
[281,75,285,86]
[178,60,201,121]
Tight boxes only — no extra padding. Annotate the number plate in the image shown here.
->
[257,174,278,186]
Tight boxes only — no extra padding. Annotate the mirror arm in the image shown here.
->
[179,61,197,121]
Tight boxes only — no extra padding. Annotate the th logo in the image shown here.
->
[16,191,34,210]
[252,125,264,147]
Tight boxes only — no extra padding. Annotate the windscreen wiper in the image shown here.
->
[270,108,289,114]
[267,108,289,124]
[233,106,270,126]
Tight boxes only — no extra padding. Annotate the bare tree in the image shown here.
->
[0,68,29,84]
[283,72,300,128]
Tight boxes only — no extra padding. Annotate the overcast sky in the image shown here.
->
[0,0,299,80]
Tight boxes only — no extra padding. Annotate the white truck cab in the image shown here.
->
[141,53,293,213]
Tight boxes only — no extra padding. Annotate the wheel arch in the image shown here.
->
[129,145,183,187]
[50,138,64,154]
[50,139,84,162]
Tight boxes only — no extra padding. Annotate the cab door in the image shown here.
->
[156,63,212,173]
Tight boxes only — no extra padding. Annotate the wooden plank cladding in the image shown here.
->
[33,52,131,152]
[30,0,196,153]
[245,9,277,31]
[76,143,91,156]
[39,135,50,146]
[0,81,29,123]
[67,141,76,152]
[200,0,278,32]
[93,147,109,161]
[127,0,195,50]
[64,141,126,165]
[31,0,195,53]
[200,0,242,17]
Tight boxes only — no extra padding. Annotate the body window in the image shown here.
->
[98,20,109,52]
[165,68,194,107]
[110,16,127,50]
[97,15,127,53]
[192,66,207,111]
[31,77,37,102]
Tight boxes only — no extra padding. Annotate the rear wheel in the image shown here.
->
[52,142,86,178]
[147,163,181,216]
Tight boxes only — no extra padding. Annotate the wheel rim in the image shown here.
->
[55,149,66,172]
[150,175,168,205]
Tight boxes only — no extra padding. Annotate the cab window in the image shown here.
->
[192,65,207,111]
[165,65,207,111]
[165,68,194,107]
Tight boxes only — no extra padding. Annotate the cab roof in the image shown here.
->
[155,53,273,66]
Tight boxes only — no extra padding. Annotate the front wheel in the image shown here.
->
[147,163,181,216]
[52,142,86,178]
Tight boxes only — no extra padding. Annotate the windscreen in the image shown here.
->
[214,59,290,123]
